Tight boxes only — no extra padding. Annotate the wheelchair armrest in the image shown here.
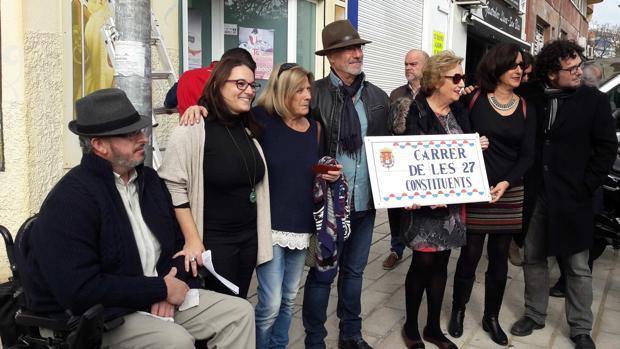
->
[15,310,78,332]
[103,316,124,332]
[65,304,105,349]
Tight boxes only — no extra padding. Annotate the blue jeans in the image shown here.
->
[387,208,405,257]
[302,210,376,349]
[255,245,307,349]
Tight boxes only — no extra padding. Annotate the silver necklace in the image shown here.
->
[488,94,517,111]
[225,123,258,203]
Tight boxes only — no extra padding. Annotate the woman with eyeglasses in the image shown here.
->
[159,57,273,299]
[447,43,536,345]
[393,51,476,349]
[251,63,341,349]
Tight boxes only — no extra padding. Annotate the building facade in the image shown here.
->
[525,0,589,54]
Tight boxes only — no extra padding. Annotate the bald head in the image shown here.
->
[582,63,603,87]
[405,49,429,86]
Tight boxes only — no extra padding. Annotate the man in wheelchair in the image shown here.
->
[23,88,255,348]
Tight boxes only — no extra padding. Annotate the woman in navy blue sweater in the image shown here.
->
[253,63,341,349]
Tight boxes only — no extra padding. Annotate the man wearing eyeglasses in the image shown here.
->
[302,20,390,349]
[26,88,256,349]
[511,40,617,349]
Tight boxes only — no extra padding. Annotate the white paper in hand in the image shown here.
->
[201,250,240,295]
[137,311,174,322]
[179,289,200,311]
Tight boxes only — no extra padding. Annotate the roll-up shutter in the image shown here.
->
[358,0,424,94]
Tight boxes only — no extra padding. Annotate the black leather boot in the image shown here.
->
[449,275,475,337]
[482,315,508,345]
[448,307,465,337]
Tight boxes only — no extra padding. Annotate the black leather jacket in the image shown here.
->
[311,74,391,158]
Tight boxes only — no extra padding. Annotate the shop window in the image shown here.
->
[335,4,346,20]
[224,0,288,81]
[188,0,212,69]
[532,22,546,54]
[297,0,316,71]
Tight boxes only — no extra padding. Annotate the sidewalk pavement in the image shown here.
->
[247,209,620,349]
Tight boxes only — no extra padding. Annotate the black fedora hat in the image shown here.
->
[69,88,151,137]
[315,20,371,56]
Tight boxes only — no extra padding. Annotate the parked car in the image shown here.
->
[595,71,620,249]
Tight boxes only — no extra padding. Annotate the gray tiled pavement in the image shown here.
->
[247,209,620,349]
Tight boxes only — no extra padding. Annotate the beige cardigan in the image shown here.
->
[158,122,273,265]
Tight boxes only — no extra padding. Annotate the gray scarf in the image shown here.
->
[543,85,576,132]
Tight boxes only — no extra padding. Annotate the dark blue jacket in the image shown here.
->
[26,153,191,320]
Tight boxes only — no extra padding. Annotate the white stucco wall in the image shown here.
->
[0,0,66,281]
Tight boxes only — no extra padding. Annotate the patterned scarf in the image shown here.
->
[311,156,350,282]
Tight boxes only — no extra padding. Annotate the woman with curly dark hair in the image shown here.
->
[447,43,536,345]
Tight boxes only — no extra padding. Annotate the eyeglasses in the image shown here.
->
[225,79,261,91]
[113,128,145,139]
[277,63,299,78]
[509,62,527,70]
[559,61,584,75]
[444,74,465,84]
[335,44,365,53]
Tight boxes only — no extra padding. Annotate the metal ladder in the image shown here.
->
[100,8,178,169]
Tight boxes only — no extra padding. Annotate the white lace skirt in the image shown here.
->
[271,229,311,250]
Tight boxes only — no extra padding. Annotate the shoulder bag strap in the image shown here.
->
[521,97,527,119]
[468,90,481,112]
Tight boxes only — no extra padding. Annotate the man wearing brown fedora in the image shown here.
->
[302,20,390,349]
[25,88,256,348]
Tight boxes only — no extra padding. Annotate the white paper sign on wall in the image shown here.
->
[114,41,146,77]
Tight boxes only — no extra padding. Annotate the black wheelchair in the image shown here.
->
[1,216,121,349]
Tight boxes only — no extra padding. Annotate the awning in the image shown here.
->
[467,13,531,51]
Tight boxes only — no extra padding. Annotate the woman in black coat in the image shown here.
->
[394,51,481,349]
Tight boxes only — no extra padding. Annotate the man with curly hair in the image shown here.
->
[510,40,617,349]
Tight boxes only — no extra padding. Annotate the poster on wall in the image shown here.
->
[71,0,115,102]
[433,31,445,55]
[238,27,274,80]
[364,134,491,209]
[188,9,203,70]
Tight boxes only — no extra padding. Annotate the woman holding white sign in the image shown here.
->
[393,51,472,349]
[448,44,536,346]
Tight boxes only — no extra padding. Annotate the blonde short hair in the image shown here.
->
[256,64,314,119]
[420,50,464,96]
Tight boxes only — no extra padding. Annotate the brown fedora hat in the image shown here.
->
[69,88,151,137]
[315,20,371,56]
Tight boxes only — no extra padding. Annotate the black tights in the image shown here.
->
[453,233,512,316]
[404,250,452,341]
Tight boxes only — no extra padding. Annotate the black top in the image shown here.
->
[253,106,320,234]
[203,116,265,234]
[467,94,536,187]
